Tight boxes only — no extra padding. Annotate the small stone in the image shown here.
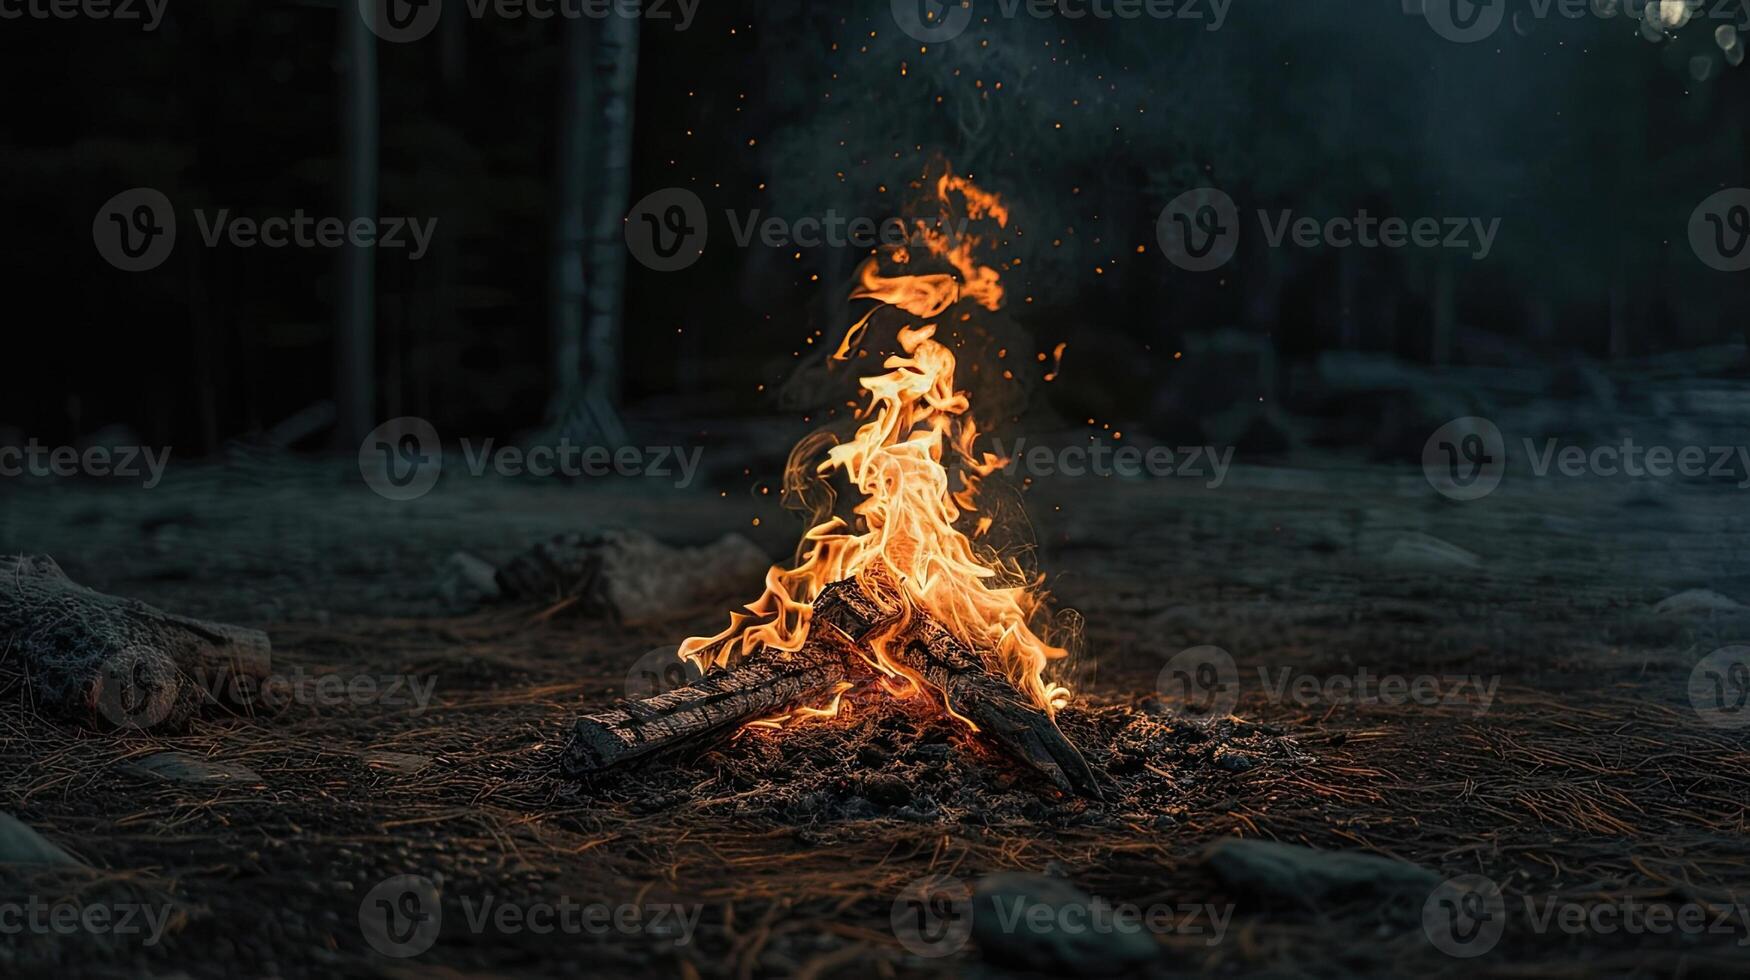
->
[971,872,1158,975]
[1653,589,1745,616]
[1203,838,1440,907]
[436,551,501,610]
[123,752,264,785]
[0,812,83,866]
[856,744,890,768]
[862,774,911,808]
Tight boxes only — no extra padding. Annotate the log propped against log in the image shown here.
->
[562,578,1103,798]
[0,555,271,730]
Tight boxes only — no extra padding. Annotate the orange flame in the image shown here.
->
[681,171,1071,719]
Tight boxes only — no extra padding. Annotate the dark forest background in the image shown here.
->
[1,0,1745,457]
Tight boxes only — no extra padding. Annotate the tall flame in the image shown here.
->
[679,171,1071,716]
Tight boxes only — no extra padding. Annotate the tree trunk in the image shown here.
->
[547,12,594,428]
[335,5,379,448]
[583,7,641,430]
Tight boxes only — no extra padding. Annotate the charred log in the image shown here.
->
[0,555,271,730]
[813,579,1104,799]
[562,635,858,776]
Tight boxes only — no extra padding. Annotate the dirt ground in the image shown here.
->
[3,443,1749,978]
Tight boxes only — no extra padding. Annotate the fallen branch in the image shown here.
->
[813,579,1104,799]
[0,555,271,730]
[562,635,858,776]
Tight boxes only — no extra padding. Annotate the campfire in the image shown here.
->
[563,172,1101,798]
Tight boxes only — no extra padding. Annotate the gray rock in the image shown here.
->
[1203,838,1439,907]
[971,872,1158,975]
[1653,589,1745,616]
[123,751,264,785]
[0,812,82,866]
[436,551,501,610]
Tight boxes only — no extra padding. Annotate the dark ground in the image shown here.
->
[3,418,1750,977]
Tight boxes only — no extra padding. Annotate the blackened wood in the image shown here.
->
[562,636,856,776]
[813,578,1104,799]
[0,555,271,730]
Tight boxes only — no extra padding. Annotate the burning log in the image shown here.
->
[813,580,1104,800]
[562,634,858,776]
[0,555,271,730]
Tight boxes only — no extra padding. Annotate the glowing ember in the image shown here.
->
[679,170,1072,723]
